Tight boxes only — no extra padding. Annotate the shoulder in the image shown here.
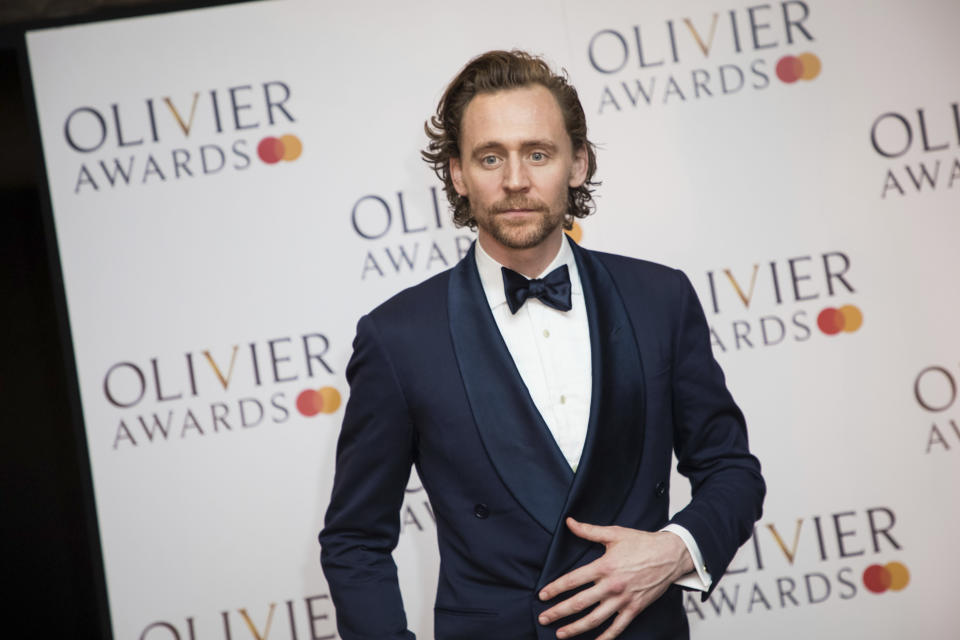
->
[586,247,676,277]
[363,268,452,338]
[580,246,690,299]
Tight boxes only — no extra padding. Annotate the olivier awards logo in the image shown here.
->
[912,361,960,454]
[103,332,341,450]
[136,592,337,640]
[349,195,587,282]
[350,185,474,280]
[870,101,960,199]
[585,1,820,113]
[62,80,301,194]
[685,504,909,620]
[697,250,862,354]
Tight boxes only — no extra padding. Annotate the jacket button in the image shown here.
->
[655,481,667,497]
[474,503,489,519]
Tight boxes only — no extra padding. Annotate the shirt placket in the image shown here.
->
[530,301,572,464]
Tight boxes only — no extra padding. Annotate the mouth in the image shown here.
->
[490,197,548,221]
[493,203,545,216]
[494,209,543,223]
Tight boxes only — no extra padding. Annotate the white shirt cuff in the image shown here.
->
[661,523,712,592]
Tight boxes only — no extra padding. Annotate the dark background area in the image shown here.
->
[1,2,243,636]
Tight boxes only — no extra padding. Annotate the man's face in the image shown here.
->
[450,85,588,255]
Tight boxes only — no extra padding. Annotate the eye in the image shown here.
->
[530,151,546,162]
[481,155,500,166]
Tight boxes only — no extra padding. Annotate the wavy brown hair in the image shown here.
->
[422,50,599,230]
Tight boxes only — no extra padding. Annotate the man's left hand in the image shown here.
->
[537,517,694,639]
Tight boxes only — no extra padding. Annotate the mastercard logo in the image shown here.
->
[817,305,863,335]
[565,220,583,244]
[863,561,910,594]
[296,386,341,417]
[258,134,303,164]
[776,52,821,83]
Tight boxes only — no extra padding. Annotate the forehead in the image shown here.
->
[459,84,570,150]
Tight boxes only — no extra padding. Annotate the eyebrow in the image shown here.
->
[470,139,560,157]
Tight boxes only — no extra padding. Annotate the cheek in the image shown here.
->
[465,175,498,199]
[546,173,573,200]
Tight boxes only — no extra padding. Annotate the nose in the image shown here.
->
[502,156,530,192]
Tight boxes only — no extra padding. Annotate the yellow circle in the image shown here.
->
[565,221,583,244]
[839,305,863,332]
[318,387,341,414]
[280,134,302,161]
[798,53,821,80]
[885,562,910,591]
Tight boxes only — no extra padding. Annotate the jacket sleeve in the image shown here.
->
[665,269,765,598]
[319,313,417,639]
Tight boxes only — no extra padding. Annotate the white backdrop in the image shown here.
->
[26,0,960,638]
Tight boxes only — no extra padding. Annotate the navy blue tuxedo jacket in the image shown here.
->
[319,240,764,639]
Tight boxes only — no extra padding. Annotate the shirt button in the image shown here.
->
[474,503,489,519]
[543,329,550,338]
[560,395,566,404]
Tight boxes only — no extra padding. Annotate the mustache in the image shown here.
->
[491,197,548,214]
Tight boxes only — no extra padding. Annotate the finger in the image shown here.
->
[538,582,604,625]
[595,609,639,640]
[554,596,621,639]
[539,559,603,601]
[566,517,620,544]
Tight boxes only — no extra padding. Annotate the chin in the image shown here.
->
[476,208,565,251]
[493,227,555,250]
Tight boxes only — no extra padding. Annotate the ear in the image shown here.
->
[568,144,589,188]
[450,156,468,196]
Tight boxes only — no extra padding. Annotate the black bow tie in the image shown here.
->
[501,264,572,314]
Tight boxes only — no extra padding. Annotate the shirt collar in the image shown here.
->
[474,234,583,310]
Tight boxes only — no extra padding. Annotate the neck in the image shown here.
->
[478,228,564,278]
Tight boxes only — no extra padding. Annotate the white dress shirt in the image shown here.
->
[474,235,711,592]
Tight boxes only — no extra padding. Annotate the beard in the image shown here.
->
[472,195,567,250]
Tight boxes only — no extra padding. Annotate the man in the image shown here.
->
[319,50,764,640]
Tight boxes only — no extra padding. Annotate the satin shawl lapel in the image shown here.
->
[536,242,647,589]
[448,245,574,534]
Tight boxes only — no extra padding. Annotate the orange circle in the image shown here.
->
[886,562,910,591]
[280,134,302,161]
[798,53,821,80]
[839,305,863,332]
[565,221,583,244]
[318,386,341,414]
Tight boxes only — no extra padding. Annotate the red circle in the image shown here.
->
[817,308,844,335]
[296,389,322,416]
[258,137,284,164]
[776,56,803,83]
[863,564,891,593]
